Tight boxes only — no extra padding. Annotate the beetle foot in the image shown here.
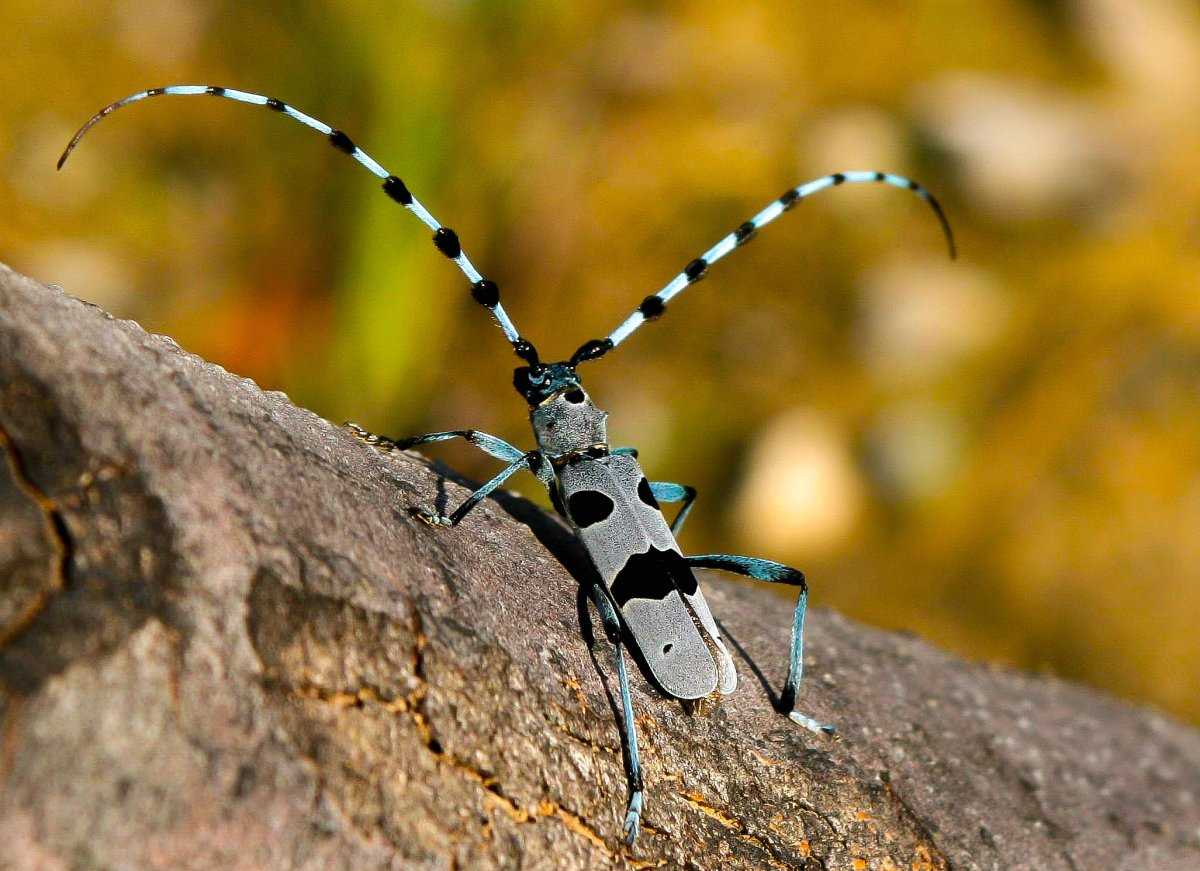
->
[410,508,453,528]
[622,791,644,845]
[345,421,400,453]
[789,710,837,736]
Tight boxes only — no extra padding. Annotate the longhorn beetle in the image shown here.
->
[59,85,955,845]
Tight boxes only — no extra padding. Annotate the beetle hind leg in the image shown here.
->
[685,553,836,736]
[623,791,644,844]
[588,583,646,845]
[780,583,837,736]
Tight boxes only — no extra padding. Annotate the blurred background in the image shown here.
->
[2,1,1198,725]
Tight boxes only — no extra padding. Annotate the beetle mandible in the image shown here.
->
[59,85,955,844]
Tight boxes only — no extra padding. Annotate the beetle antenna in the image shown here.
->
[58,85,540,363]
[570,170,955,364]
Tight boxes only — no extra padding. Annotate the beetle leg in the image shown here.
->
[685,553,835,736]
[346,423,526,463]
[589,583,645,845]
[648,481,698,535]
[413,451,545,527]
[347,424,551,527]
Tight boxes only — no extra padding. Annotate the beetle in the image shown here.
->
[59,85,955,845]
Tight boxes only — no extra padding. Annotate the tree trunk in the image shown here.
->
[1,262,1197,870]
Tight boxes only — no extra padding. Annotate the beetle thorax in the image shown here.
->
[531,388,609,459]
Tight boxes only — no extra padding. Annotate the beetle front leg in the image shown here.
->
[346,423,527,463]
[346,423,546,528]
[413,450,545,528]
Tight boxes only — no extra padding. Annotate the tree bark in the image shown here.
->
[0,261,1197,871]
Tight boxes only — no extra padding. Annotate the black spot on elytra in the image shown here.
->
[568,490,614,528]
[609,546,698,607]
[637,477,659,509]
[564,389,585,404]
[639,296,665,320]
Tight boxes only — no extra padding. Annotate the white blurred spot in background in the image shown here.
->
[22,240,134,311]
[732,410,864,557]
[914,74,1127,218]
[859,256,1007,383]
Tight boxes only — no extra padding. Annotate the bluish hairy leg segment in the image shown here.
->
[375,426,527,463]
[685,554,835,736]
[648,481,697,536]
[589,584,645,845]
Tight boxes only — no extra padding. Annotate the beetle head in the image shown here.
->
[513,361,584,407]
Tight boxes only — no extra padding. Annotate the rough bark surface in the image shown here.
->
[0,262,1198,871]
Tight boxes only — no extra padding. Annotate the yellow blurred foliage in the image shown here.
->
[2,0,1198,723]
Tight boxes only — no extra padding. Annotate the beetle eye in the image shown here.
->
[530,369,546,385]
[564,389,585,404]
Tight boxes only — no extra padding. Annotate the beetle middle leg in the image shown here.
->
[647,481,698,535]
[610,462,697,535]
[685,553,836,736]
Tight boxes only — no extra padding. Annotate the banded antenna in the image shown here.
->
[57,85,543,367]
[570,171,956,366]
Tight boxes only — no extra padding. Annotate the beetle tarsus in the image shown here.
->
[788,710,837,736]
[622,791,644,845]
[411,507,452,528]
